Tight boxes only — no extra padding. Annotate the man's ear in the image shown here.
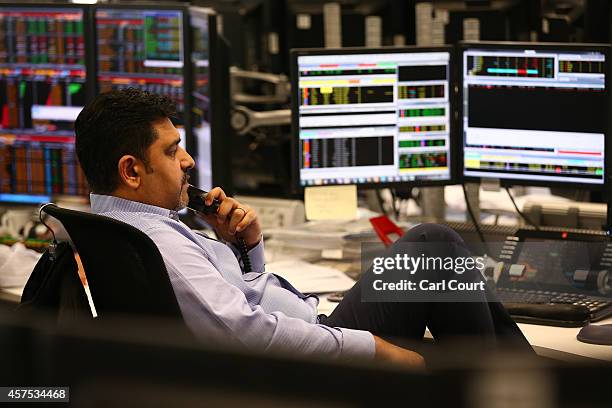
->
[117,155,142,190]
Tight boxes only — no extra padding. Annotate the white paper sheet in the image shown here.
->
[265,260,356,294]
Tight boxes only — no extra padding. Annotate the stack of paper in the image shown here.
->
[266,218,382,260]
[265,260,356,294]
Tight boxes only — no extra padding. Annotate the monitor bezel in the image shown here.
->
[188,6,232,192]
[290,45,459,193]
[188,6,216,191]
[458,41,612,191]
[0,1,94,205]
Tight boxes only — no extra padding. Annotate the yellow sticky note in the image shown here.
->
[304,185,357,220]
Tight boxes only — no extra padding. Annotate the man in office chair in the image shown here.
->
[74,89,530,369]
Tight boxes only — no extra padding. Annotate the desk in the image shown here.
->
[316,292,612,363]
[271,247,612,363]
[518,319,612,362]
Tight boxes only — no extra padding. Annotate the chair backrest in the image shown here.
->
[18,241,91,324]
[41,204,183,321]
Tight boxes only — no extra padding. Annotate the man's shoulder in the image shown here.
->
[97,210,182,236]
[96,209,217,260]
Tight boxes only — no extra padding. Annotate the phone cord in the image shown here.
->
[237,237,252,273]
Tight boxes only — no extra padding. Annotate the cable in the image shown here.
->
[192,231,252,273]
[186,185,253,272]
[505,187,540,230]
[375,188,388,217]
[389,188,399,219]
[462,184,489,252]
[236,237,252,273]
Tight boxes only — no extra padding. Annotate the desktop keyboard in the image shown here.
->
[496,287,612,322]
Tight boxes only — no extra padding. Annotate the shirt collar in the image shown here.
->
[90,193,180,220]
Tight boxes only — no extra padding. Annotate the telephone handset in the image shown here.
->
[186,185,252,273]
[187,185,221,215]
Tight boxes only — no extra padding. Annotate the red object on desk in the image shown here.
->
[369,215,405,247]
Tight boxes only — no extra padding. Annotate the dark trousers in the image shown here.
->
[319,223,533,355]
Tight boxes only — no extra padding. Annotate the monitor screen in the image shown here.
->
[462,44,608,186]
[293,48,453,187]
[95,7,187,149]
[0,6,89,204]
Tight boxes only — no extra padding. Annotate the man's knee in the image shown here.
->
[399,223,464,244]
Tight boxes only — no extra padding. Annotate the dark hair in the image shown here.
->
[75,88,176,194]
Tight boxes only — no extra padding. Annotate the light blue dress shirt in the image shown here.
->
[90,194,375,360]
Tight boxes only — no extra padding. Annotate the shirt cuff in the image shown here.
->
[246,238,265,273]
[338,328,375,360]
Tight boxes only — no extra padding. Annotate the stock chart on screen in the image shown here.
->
[295,49,452,187]
[462,45,607,186]
[95,8,185,114]
[0,7,88,203]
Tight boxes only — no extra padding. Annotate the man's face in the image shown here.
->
[137,118,195,211]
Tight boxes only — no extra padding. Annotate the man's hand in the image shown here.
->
[201,187,262,249]
[373,335,426,370]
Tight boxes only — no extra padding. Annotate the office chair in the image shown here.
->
[19,240,91,323]
[20,204,184,325]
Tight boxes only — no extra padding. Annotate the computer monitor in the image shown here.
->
[291,46,455,188]
[94,4,230,193]
[460,42,610,188]
[0,3,92,204]
[94,4,192,152]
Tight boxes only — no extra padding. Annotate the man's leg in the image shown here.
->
[320,224,532,351]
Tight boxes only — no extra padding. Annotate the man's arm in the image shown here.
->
[373,335,426,369]
[199,187,262,249]
[150,227,376,360]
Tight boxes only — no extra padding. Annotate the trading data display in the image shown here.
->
[0,7,88,203]
[463,47,607,185]
[296,51,452,186]
[95,8,185,116]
